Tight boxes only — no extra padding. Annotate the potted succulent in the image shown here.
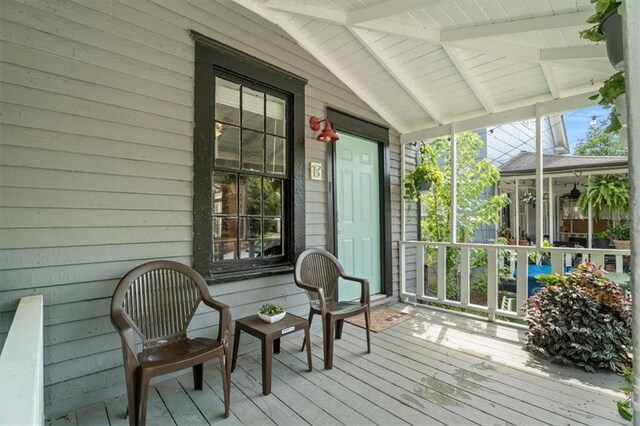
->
[608,222,630,249]
[258,303,286,323]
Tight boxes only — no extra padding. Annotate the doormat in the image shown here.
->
[346,308,414,333]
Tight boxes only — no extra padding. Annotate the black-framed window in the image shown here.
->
[192,33,306,283]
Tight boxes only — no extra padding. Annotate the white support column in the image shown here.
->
[623,1,640,421]
[535,102,544,248]
[451,123,458,243]
[548,177,554,242]
[588,201,593,248]
[400,143,407,299]
[515,180,520,244]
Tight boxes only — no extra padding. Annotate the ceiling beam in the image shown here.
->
[400,91,598,143]
[346,1,431,25]
[541,45,607,61]
[349,27,444,124]
[443,45,495,113]
[441,10,593,42]
[261,1,346,25]
[236,1,405,131]
[540,64,560,99]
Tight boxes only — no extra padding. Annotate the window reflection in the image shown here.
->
[212,173,237,215]
[214,123,240,169]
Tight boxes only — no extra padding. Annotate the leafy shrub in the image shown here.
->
[524,261,631,372]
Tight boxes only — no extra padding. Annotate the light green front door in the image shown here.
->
[336,133,381,301]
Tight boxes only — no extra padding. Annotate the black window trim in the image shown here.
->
[192,32,307,284]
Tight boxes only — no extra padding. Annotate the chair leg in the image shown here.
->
[324,318,335,370]
[364,308,371,354]
[137,370,150,426]
[193,363,203,390]
[301,310,314,351]
[335,319,344,340]
[221,351,231,418]
[124,368,137,426]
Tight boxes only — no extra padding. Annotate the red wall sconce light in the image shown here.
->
[309,116,339,143]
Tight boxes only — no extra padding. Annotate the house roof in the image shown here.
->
[235,0,614,138]
[499,152,628,176]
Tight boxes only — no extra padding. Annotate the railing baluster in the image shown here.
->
[416,245,425,299]
[399,242,406,300]
[616,254,624,273]
[460,247,470,306]
[551,251,564,275]
[437,245,446,301]
[487,248,498,322]
[592,252,605,268]
[516,249,528,317]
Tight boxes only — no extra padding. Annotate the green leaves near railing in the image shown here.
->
[524,261,631,373]
[616,367,633,421]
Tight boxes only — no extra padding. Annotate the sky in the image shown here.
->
[562,104,609,153]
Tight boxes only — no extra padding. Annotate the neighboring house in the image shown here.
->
[499,152,628,245]
[0,1,408,416]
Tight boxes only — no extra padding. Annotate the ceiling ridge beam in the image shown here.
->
[347,1,432,25]
[235,1,405,131]
[441,10,593,42]
[401,91,598,143]
[442,45,495,113]
[349,27,444,124]
[261,0,346,25]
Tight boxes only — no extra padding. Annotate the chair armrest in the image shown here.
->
[111,315,139,366]
[295,280,327,313]
[340,274,370,304]
[203,298,231,344]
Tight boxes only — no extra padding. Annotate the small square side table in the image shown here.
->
[231,313,312,395]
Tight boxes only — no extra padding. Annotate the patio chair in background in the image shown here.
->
[294,248,371,369]
[111,260,231,425]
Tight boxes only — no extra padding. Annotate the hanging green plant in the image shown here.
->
[577,174,629,219]
[589,72,625,133]
[579,0,622,42]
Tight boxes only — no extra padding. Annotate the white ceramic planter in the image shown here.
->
[258,311,286,323]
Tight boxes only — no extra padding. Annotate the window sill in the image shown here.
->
[205,264,294,285]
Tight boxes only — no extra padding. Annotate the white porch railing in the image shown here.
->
[400,242,630,321]
[0,295,44,425]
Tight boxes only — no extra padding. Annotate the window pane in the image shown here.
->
[266,135,286,175]
[266,95,286,136]
[212,173,237,215]
[263,218,282,257]
[213,217,237,260]
[263,178,282,217]
[239,176,262,216]
[215,78,240,125]
[240,218,262,259]
[215,123,240,169]
[242,87,264,131]
[242,130,264,172]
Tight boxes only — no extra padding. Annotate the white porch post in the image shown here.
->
[535,102,543,248]
[400,143,406,299]
[451,123,458,243]
[515,179,520,243]
[588,201,593,249]
[623,1,640,423]
[548,177,554,242]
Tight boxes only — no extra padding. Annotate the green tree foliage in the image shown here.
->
[404,132,510,300]
[405,131,509,243]
[573,119,628,156]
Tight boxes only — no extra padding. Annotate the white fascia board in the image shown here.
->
[401,91,597,143]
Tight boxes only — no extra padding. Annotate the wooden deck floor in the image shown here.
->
[48,304,626,425]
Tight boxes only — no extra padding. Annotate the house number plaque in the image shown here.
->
[310,162,323,180]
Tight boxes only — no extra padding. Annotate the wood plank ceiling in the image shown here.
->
[233,0,615,135]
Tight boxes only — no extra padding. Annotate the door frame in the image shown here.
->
[326,108,392,297]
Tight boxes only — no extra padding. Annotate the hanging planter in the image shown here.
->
[599,9,624,70]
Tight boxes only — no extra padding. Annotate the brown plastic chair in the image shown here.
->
[294,248,370,369]
[111,260,231,425]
